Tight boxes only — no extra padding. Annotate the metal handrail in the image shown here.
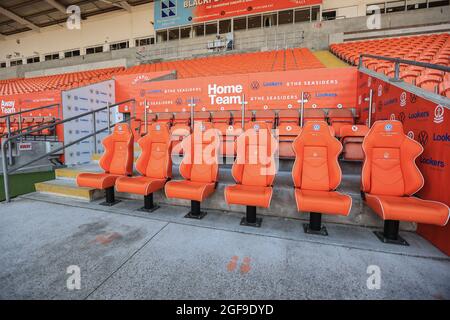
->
[1,98,136,202]
[358,54,450,81]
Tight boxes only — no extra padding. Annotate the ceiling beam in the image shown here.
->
[44,0,66,14]
[99,0,132,13]
[0,6,40,32]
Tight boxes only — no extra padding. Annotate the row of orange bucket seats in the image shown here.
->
[77,120,449,245]
[0,116,55,136]
[137,108,366,160]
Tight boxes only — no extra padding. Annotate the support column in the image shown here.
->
[303,212,328,236]
[374,220,409,246]
[240,206,262,228]
[138,193,160,213]
[100,186,121,206]
[185,200,207,219]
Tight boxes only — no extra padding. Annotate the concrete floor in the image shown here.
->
[1,194,449,300]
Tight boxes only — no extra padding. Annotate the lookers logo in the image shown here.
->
[408,111,429,120]
[433,133,450,143]
[419,156,445,168]
[1,100,16,114]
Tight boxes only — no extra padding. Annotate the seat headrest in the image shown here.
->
[299,121,335,145]
[328,109,353,118]
[192,121,218,144]
[340,124,369,138]
[112,123,133,140]
[148,122,170,142]
[364,120,405,148]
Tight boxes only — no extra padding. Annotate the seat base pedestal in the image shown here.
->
[374,220,409,246]
[184,200,207,220]
[100,187,121,206]
[240,206,262,228]
[303,212,328,236]
[137,194,160,213]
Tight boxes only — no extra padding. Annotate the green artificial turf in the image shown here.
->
[0,170,55,201]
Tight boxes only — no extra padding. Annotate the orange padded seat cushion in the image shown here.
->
[165,180,216,202]
[116,176,167,196]
[365,194,449,226]
[77,123,134,189]
[295,189,352,216]
[225,184,273,208]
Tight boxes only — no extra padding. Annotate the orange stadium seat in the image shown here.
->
[77,123,134,206]
[340,124,369,161]
[303,108,326,125]
[116,123,172,212]
[194,111,211,122]
[165,122,220,219]
[254,110,276,128]
[278,109,302,158]
[327,109,354,137]
[225,122,277,227]
[361,121,450,245]
[292,121,352,235]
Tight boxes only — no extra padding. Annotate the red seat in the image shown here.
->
[165,122,220,218]
[225,122,277,227]
[340,124,369,161]
[303,109,326,125]
[116,123,172,212]
[194,111,211,122]
[156,113,173,126]
[278,109,299,125]
[327,109,354,137]
[254,110,276,128]
[278,123,302,158]
[77,123,134,206]
[362,120,449,245]
[292,121,352,235]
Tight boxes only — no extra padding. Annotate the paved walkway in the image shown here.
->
[1,195,449,299]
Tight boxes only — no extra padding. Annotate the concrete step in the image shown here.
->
[34,179,103,201]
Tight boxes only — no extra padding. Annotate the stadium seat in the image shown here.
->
[165,122,220,219]
[340,124,369,161]
[77,123,134,206]
[0,117,6,135]
[416,74,441,93]
[211,111,231,125]
[254,110,276,128]
[233,110,253,126]
[278,109,299,125]
[327,109,354,137]
[116,123,172,212]
[292,121,352,235]
[225,122,277,227]
[194,111,211,122]
[278,123,302,158]
[361,121,450,245]
[156,113,173,126]
[303,109,326,125]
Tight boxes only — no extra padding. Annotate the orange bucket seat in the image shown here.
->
[361,120,449,245]
[77,123,134,206]
[292,121,352,235]
[224,122,277,227]
[165,122,220,219]
[115,123,172,212]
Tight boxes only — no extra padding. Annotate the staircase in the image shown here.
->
[31,145,416,231]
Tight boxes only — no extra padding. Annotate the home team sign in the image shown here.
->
[117,67,358,114]
[154,0,323,29]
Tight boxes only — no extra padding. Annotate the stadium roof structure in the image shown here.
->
[0,0,153,37]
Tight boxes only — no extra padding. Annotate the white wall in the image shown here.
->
[0,3,154,66]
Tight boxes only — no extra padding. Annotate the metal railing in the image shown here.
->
[0,103,61,165]
[1,98,136,203]
[137,30,305,62]
[358,54,450,82]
